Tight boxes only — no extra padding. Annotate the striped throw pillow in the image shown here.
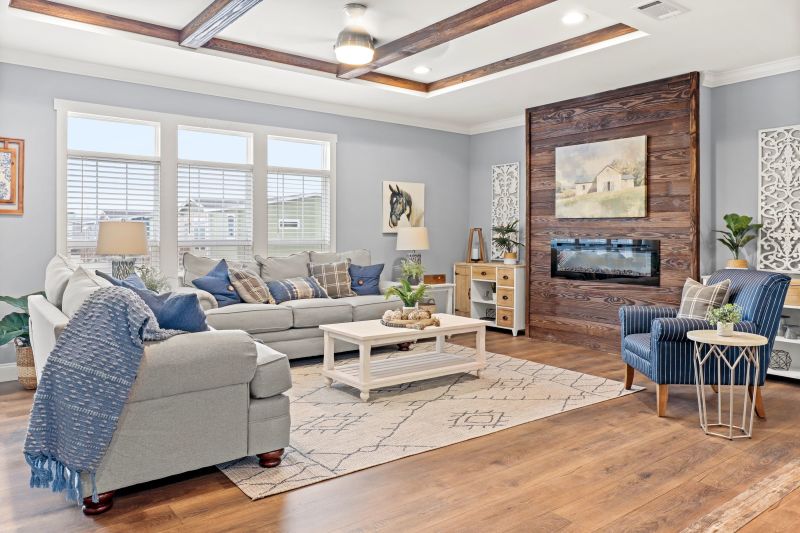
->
[309,260,356,299]
[229,268,275,304]
[266,277,329,304]
[677,278,731,320]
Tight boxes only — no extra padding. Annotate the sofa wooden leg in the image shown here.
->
[748,386,766,419]
[624,364,635,390]
[82,491,114,516]
[656,384,669,417]
[257,449,284,468]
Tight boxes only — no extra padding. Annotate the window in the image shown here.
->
[65,113,160,270]
[267,137,332,256]
[177,127,253,263]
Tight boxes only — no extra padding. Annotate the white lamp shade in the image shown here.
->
[96,221,148,256]
[396,227,430,251]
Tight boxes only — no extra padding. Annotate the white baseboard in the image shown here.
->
[0,362,18,382]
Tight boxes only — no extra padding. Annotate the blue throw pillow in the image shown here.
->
[349,264,383,296]
[191,259,242,307]
[96,270,148,290]
[132,288,208,333]
[267,276,328,304]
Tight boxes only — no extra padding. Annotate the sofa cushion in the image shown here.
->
[309,260,356,299]
[61,267,113,318]
[229,267,275,304]
[129,289,208,333]
[254,252,310,282]
[349,263,384,296]
[206,303,293,334]
[44,255,77,308]
[181,252,257,286]
[96,270,148,290]
[280,298,352,328]
[192,259,242,307]
[250,343,292,399]
[338,294,402,321]
[310,249,371,267]
[267,276,328,304]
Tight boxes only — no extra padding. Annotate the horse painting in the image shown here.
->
[382,181,424,233]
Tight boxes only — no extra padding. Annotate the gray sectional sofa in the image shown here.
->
[182,249,402,359]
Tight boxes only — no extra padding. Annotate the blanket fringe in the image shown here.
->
[25,453,92,504]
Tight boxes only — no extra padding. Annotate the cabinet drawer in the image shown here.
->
[497,287,514,307]
[497,308,514,328]
[471,266,496,281]
[497,268,515,286]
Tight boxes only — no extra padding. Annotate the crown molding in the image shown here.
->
[468,115,525,135]
[702,56,800,88]
[0,48,473,135]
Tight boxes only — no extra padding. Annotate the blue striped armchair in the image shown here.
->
[619,269,790,417]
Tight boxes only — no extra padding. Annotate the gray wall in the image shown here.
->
[0,62,470,364]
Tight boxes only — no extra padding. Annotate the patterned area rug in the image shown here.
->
[218,342,641,500]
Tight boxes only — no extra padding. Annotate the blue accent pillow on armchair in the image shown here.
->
[349,264,383,296]
[191,259,242,307]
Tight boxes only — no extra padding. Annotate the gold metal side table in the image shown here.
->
[687,330,768,440]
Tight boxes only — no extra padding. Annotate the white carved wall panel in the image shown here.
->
[758,124,800,273]
[491,162,520,260]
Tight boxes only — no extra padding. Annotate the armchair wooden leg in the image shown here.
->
[656,384,669,417]
[711,384,718,394]
[82,491,114,515]
[257,449,284,468]
[748,386,766,419]
[624,364,635,390]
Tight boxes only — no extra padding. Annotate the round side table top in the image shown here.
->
[687,330,768,347]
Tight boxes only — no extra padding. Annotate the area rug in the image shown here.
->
[218,342,641,500]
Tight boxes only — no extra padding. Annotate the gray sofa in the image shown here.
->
[182,249,402,359]
[28,255,291,515]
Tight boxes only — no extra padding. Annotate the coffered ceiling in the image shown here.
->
[1,0,798,133]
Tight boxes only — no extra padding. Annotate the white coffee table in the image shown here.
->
[319,314,488,401]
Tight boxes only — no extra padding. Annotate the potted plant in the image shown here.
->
[0,292,42,389]
[385,279,428,314]
[135,264,169,293]
[399,259,425,286]
[707,303,743,337]
[715,213,762,269]
[492,220,524,265]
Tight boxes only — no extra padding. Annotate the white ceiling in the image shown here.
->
[1,0,798,133]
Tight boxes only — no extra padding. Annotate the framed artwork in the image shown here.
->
[0,137,24,215]
[382,181,425,233]
[491,162,520,260]
[555,136,647,219]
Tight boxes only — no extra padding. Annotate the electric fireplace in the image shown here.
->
[551,238,660,286]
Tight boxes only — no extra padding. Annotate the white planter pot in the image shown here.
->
[503,258,517,265]
[717,322,734,337]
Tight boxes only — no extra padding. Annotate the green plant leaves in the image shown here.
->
[716,213,762,260]
[0,291,43,313]
[0,312,29,346]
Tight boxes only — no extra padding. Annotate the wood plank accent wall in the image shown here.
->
[525,72,700,353]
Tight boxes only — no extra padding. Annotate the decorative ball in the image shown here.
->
[770,349,792,371]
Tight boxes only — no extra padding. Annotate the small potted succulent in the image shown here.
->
[0,292,43,389]
[385,279,429,315]
[715,213,762,269]
[707,303,743,337]
[492,220,524,265]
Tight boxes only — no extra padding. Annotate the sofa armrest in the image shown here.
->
[27,294,70,381]
[172,286,218,311]
[652,318,757,342]
[130,330,256,402]
[619,306,678,337]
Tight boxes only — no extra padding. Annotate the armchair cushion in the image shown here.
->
[676,278,730,319]
[251,343,291,399]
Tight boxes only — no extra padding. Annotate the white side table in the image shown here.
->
[687,330,768,440]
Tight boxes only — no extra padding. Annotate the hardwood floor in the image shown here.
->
[2,331,799,532]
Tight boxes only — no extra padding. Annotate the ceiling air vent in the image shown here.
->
[635,0,688,20]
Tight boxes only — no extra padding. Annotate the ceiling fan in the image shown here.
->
[334,3,375,66]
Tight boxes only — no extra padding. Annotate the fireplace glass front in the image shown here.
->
[550,238,660,286]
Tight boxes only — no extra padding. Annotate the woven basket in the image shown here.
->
[16,344,37,390]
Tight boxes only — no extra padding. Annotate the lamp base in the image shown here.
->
[112,259,137,279]
[406,251,421,264]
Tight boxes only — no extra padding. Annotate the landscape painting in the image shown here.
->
[382,181,425,233]
[555,136,647,218]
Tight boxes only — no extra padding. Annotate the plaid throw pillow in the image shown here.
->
[266,276,329,304]
[677,278,731,320]
[309,260,356,299]
[229,268,275,304]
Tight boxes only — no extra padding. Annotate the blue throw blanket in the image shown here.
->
[24,286,182,504]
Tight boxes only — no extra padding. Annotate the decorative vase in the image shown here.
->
[15,341,37,390]
[717,322,734,337]
[726,259,749,269]
[402,305,417,317]
[503,252,518,265]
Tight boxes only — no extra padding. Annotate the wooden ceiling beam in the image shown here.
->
[180,0,263,49]
[427,24,638,92]
[337,0,557,80]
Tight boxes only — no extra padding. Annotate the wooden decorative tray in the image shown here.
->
[380,317,440,330]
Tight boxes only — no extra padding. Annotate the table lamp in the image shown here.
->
[396,227,429,265]
[96,221,148,279]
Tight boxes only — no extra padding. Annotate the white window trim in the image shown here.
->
[56,99,337,286]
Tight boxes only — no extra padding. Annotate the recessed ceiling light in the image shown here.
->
[561,11,587,25]
[413,65,431,75]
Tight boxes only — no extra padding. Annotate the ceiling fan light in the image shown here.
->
[334,28,374,65]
